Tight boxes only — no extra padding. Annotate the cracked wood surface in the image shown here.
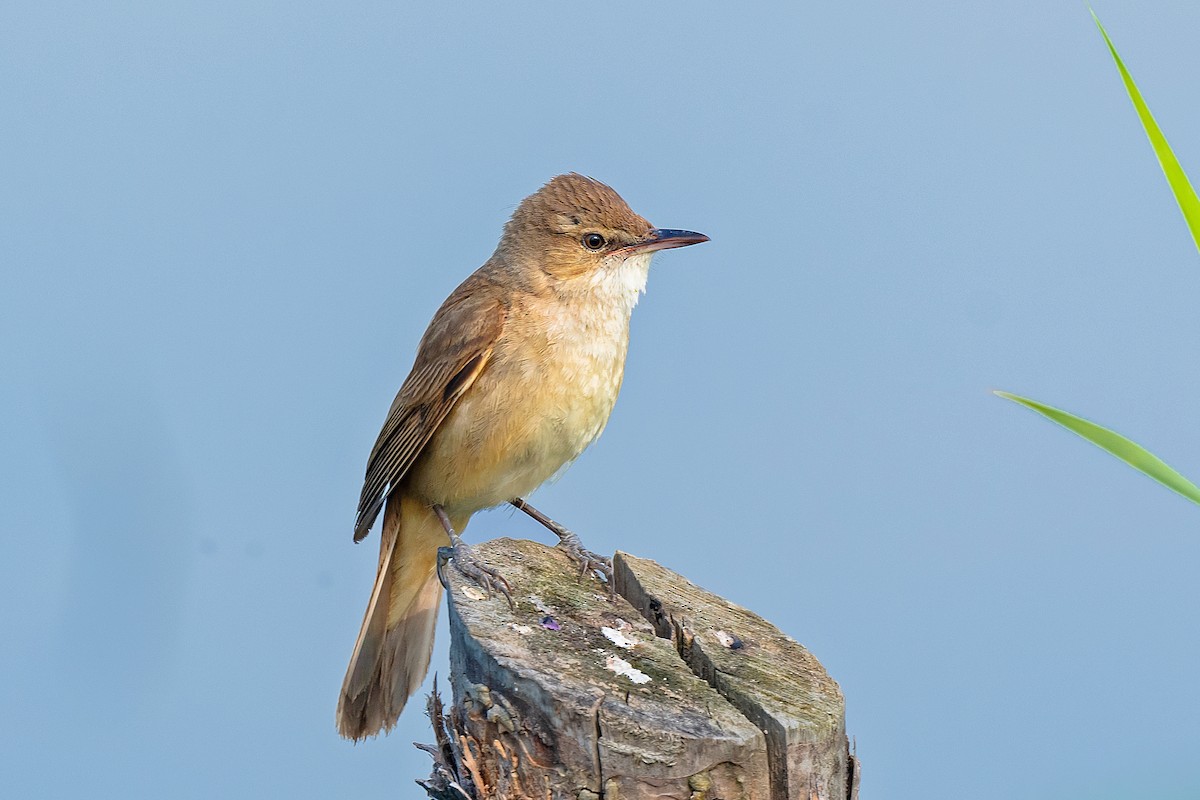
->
[439,538,856,800]
[614,553,859,800]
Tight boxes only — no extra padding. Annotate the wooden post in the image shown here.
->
[417,538,859,800]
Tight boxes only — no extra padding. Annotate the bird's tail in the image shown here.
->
[336,492,457,741]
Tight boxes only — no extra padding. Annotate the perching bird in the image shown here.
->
[337,174,708,740]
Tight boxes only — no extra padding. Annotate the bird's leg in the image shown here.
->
[433,504,513,609]
[510,498,613,585]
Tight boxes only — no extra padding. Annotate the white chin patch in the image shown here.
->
[596,251,652,302]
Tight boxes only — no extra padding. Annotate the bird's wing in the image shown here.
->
[353,278,507,541]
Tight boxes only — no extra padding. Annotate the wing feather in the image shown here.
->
[353,276,506,541]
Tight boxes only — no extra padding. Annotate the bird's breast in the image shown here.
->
[408,291,636,514]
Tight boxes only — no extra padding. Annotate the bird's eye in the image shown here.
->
[582,233,606,251]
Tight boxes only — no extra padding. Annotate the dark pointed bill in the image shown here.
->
[626,228,710,254]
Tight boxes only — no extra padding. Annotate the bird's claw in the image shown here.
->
[555,528,613,588]
[439,537,514,610]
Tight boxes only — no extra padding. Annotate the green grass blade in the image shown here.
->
[1091,10,1200,256]
[995,391,1200,506]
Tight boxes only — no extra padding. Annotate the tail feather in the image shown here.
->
[336,493,456,741]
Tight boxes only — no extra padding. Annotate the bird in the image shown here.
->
[336,173,709,741]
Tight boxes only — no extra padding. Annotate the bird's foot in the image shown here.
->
[433,504,514,610]
[510,498,612,588]
[555,527,614,588]
[437,533,514,610]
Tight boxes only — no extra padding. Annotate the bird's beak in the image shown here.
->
[624,228,710,254]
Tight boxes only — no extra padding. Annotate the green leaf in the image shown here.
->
[1091,9,1200,256]
[995,391,1200,506]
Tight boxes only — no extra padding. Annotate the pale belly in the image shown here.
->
[404,326,629,516]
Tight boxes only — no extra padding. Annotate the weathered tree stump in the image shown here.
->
[419,538,858,800]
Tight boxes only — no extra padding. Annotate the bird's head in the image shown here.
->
[497,174,708,290]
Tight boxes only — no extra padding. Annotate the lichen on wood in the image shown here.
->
[416,538,857,800]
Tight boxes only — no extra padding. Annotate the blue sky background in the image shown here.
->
[3,2,1199,797]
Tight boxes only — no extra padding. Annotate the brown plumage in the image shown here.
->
[337,174,707,741]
